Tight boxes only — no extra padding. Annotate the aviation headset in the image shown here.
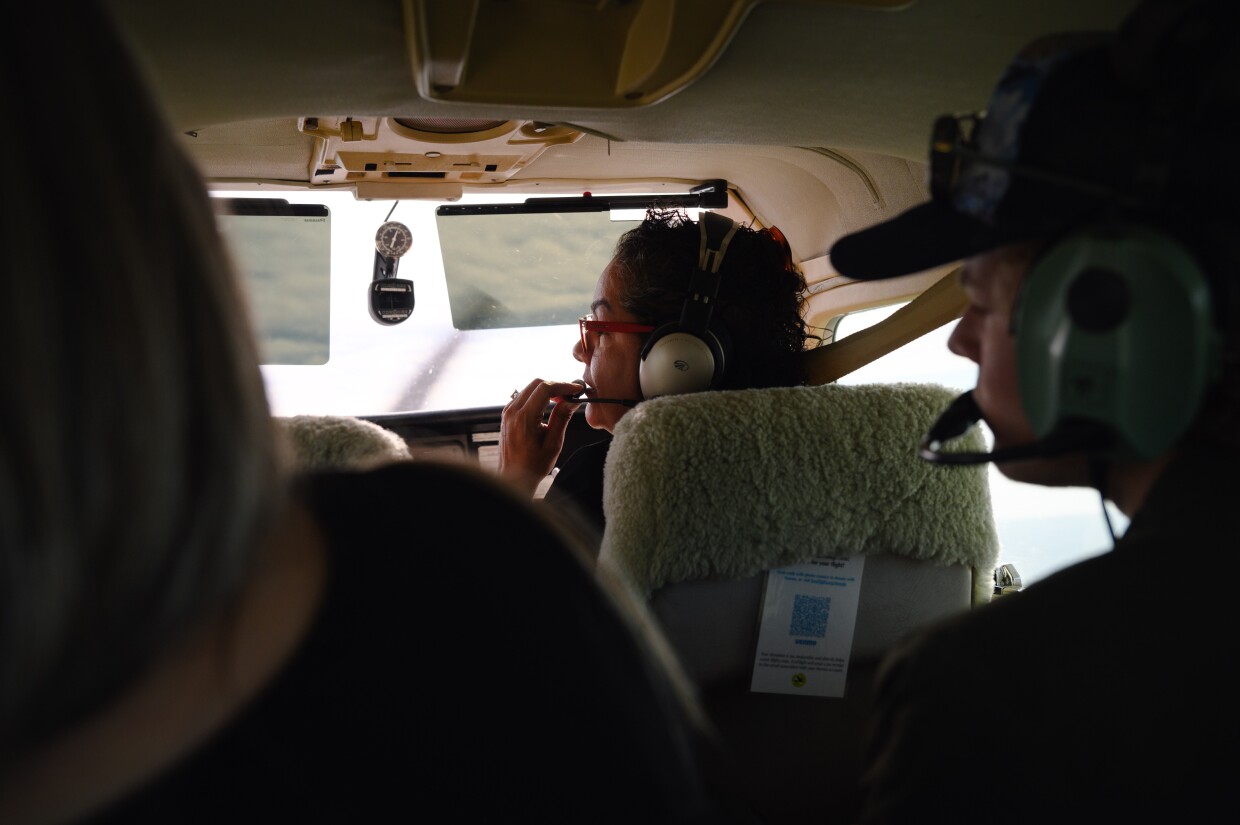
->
[1010,224,1222,461]
[1006,5,1234,463]
[637,211,739,398]
[921,223,1225,467]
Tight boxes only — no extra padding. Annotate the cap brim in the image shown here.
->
[829,201,1000,280]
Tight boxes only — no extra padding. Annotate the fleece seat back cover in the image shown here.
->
[599,382,999,605]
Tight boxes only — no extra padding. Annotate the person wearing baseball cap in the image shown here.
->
[835,1,1240,820]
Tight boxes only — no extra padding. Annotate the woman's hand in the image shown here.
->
[499,378,585,496]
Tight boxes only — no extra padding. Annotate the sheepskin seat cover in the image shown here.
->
[277,415,411,470]
[599,382,999,604]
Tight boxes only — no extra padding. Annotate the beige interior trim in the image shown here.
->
[805,267,966,385]
[795,147,884,208]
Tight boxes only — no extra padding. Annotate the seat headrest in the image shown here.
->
[277,415,411,471]
[599,383,999,603]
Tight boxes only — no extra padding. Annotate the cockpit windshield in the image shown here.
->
[211,188,712,416]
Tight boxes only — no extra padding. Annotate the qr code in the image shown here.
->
[790,594,830,638]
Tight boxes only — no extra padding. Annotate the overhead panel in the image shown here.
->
[298,116,584,194]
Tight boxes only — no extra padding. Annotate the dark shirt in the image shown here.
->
[84,461,718,824]
[855,444,1240,823]
[542,437,611,549]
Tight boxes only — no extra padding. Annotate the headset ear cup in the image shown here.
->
[707,321,731,383]
[637,211,736,399]
[639,324,725,398]
[1014,225,1219,459]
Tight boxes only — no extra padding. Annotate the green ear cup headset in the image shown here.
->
[1011,224,1223,460]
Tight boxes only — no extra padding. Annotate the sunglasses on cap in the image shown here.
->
[929,112,1122,206]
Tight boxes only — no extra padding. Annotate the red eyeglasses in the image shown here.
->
[578,314,655,353]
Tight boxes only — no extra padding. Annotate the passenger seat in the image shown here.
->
[598,382,998,824]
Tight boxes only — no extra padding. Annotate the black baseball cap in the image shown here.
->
[830,31,1170,281]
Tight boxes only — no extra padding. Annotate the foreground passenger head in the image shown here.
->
[0,0,283,754]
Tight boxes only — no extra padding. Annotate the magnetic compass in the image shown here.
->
[375,221,413,258]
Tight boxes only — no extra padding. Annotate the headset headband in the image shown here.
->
[680,212,739,333]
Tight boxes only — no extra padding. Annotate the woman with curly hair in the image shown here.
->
[501,208,814,540]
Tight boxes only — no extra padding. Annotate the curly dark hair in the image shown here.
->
[610,209,812,390]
